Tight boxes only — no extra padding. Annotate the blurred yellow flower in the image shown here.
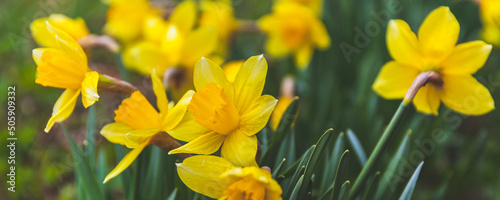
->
[278,0,323,15]
[104,0,159,43]
[100,72,195,183]
[258,2,330,69]
[200,0,238,61]
[479,0,500,46]
[31,14,89,47]
[373,6,494,115]
[169,55,277,167]
[176,155,282,199]
[31,21,99,133]
[222,60,244,83]
[270,96,293,131]
[123,0,218,76]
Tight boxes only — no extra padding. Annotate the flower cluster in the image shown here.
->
[30,1,496,200]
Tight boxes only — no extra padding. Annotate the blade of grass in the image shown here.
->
[338,181,351,200]
[398,162,424,200]
[346,129,367,166]
[61,125,103,200]
[332,150,350,199]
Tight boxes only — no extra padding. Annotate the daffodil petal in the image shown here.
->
[193,57,234,100]
[240,95,278,136]
[176,155,235,199]
[412,85,441,115]
[122,41,168,76]
[386,20,422,67]
[221,130,258,167]
[151,71,169,117]
[169,131,225,155]
[311,19,330,49]
[372,61,419,99]
[169,0,197,34]
[81,71,100,108]
[100,123,133,145]
[167,112,211,142]
[30,18,57,47]
[440,41,492,75]
[103,141,149,183]
[163,90,195,131]
[418,6,459,61]
[232,55,267,114]
[441,75,495,115]
[181,26,218,68]
[124,128,159,148]
[265,36,290,58]
[45,88,80,133]
[294,46,313,69]
[46,21,87,65]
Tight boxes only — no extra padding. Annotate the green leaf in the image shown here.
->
[290,175,305,200]
[338,181,351,200]
[362,171,381,200]
[346,129,367,166]
[398,162,424,200]
[272,158,287,179]
[375,130,411,200]
[298,128,335,199]
[61,125,103,200]
[332,150,350,200]
[166,189,177,200]
[96,149,107,198]
[260,97,300,166]
[321,132,345,194]
[142,146,167,199]
[86,105,96,170]
[283,145,315,199]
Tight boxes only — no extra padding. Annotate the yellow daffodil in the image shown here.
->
[258,2,330,69]
[32,21,99,132]
[373,6,494,115]
[104,0,160,43]
[222,60,245,83]
[270,96,293,131]
[169,55,278,167]
[277,0,323,15]
[199,0,238,61]
[100,72,195,183]
[177,155,282,199]
[31,14,90,47]
[479,0,500,46]
[123,0,218,76]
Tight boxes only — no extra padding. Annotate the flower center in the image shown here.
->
[223,178,266,200]
[187,83,240,135]
[281,17,309,49]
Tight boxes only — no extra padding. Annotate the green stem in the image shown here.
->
[86,105,96,171]
[114,52,130,82]
[349,101,409,199]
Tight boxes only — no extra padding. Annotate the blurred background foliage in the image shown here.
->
[1,0,500,199]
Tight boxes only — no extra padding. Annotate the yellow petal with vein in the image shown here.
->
[193,57,234,100]
[418,6,459,62]
[151,71,168,117]
[221,130,258,167]
[169,131,225,155]
[100,123,133,145]
[232,55,267,114]
[239,95,277,136]
[45,89,80,133]
[81,71,100,108]
[441,75,495,115]
[103,141,149,183]
[176,155,234,199]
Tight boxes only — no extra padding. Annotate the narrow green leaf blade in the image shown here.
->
[332,150,350,200]
[290,175,305,200]
[284,145,315,199]
[338,181,351,200]
[346,129,367,166]
[398,162,424,200]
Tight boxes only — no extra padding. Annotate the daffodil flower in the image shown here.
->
[199,0,238,62]
[104,0,160,43]
[100,72,195,183]
[258,2,330,69]
[123,0,218,76]
[373,6,494,115]
[32,21,99,132]
[31,14,90,47]
[169,55,278,167]
[176,155,282,199]
[277,0,323,15]
[479,0,500,46]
